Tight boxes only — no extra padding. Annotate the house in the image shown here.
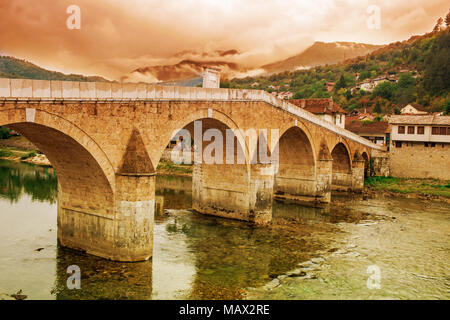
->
[372,76,389,87]
[250,82,260,88]
[289,98,347,128]
[353,75,395,93]
[388,115,450,179]
[345,118,390,147]
[400,103,428,115]
[277,91,294,100]
[324,82,335,92]
[356,80,375,92]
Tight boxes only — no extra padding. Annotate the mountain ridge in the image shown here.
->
[261,41,383,74]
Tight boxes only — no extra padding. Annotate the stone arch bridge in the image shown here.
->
[0,78,385,261]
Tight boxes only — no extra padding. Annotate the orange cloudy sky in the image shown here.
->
[0,0,448,80]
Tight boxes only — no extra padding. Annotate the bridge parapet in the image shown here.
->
[0,78,385,151]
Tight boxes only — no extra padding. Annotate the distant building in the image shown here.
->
[389,115,450,179]
[345,118,390,147]
[325,82,335,92]
[277,91,293,100]
[289,98,347,128]
[400,103,428,115]
[353,75,395,93]
[202,68,220,88]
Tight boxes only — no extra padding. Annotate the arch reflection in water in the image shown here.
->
[1,161,332,299]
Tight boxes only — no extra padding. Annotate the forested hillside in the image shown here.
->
[225,21,450,115]
[0,56,108,82]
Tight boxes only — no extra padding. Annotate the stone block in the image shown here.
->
[11,79,32,97]
[0,78,10,97]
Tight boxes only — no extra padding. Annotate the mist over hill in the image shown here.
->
[262,41,383,74]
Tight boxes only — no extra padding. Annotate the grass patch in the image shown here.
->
[0,149,13,157]
[365,176,450,198]
[20,151,37,160]
[157,159,192,175]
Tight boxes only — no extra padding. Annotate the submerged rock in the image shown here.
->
[10,289,27,300]
[311,257,325,264]
[263,278,280,290]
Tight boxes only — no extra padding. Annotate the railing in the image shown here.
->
[0,78,385,151]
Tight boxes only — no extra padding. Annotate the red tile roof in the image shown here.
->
[345,119,390,135]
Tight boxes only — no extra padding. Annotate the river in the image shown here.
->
[0,159,448,300]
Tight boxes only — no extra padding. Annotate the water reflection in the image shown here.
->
[1,160,448,300]
[0,162,330,299]
[0,160,57,204]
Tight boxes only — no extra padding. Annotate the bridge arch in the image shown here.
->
[331,142,352,189]
[151,108,254,221]
[0,108,115,190]
[0,108,121,259]
[361,151,370,178]
[273,125,317,201]
[152,108,251,171]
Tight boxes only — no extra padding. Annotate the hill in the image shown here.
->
[226,27,450,115]
[0,56,108,82]
[262,41,382,74]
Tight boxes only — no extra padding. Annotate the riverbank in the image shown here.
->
[364,176,450,203]
[0,147,51,166]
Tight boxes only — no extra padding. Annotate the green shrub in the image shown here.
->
[0,126,11,139]
[20,151,37,160]
[0,149,12,157]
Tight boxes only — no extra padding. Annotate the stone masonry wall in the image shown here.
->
[390,142,450,180]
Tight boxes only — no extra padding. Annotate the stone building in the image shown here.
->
[389,115,450,180]
[202,68,220,88]
[289,98,347,128]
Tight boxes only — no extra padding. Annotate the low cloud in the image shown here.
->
[0,0,448,81]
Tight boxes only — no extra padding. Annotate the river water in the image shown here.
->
[0,159,448,300]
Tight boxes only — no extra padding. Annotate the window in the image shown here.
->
[398,126,405,134]
[432,127,450,135]
[407,126,415,134]
[417,126,424,134]
[395,141,402,148]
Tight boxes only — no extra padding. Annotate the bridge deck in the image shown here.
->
[0,78,385,151]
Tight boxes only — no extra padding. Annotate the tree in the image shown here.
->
[373,100,382,114]
[336,74,347,90]
[397,73,416,89]
[444,100,450,115]
[372,81,397,100]
[445,10,450,27]
[433,17,444,33]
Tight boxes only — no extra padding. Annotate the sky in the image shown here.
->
[0,0,448,80]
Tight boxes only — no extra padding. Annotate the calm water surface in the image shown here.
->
[0,160,449,300]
